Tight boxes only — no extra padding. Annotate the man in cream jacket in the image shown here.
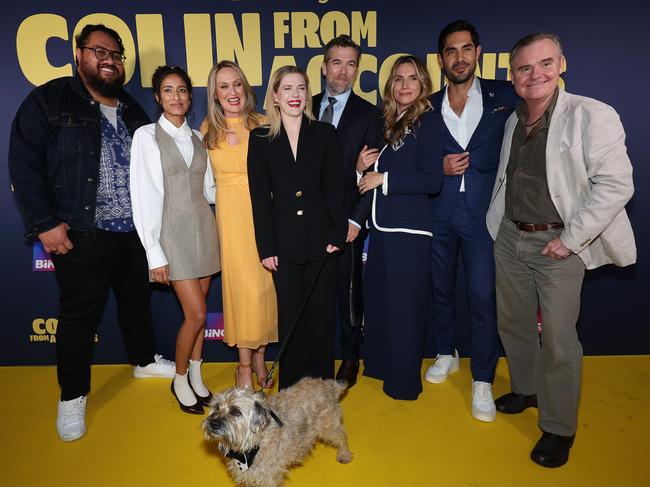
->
[486,32,635,468]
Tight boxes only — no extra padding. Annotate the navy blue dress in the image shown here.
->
[361,109,444,400]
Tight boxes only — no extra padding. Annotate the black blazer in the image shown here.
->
[312,92,383,221]
[248,115,347,264]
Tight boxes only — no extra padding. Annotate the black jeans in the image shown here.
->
[51,229,155,400]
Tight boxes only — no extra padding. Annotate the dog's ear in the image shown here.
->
[251,401,269,433]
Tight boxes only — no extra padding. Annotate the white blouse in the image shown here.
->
[130,114,216,270]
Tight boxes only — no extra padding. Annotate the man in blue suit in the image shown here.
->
[425,20,517,422]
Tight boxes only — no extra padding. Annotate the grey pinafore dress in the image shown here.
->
[155,123,220,281]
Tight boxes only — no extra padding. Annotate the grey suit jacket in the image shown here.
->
[486,89,636,269]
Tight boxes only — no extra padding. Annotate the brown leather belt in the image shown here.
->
[511,220,564,232]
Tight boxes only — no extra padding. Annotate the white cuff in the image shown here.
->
[382,172,388,195]
[348,219,361,229]
[146,244,168,270]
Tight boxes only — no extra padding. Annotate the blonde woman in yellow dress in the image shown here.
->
[202,61,278,389]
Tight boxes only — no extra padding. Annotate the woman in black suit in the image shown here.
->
[247,65,346,389]
[357,55,444,400]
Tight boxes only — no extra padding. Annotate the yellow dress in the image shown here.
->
[204,117,278,348]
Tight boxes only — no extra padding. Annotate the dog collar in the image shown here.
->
[225,409,283,472]
[226,447,259,472]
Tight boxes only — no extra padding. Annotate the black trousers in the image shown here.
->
[273,258,337,389]
[51,229,155,400]
[335,229,366,360]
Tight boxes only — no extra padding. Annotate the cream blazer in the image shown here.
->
[486,89,636,270]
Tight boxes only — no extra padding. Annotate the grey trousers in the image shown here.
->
[494,218,585,436]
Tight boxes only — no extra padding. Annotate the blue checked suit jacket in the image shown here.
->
[430,78,518,222]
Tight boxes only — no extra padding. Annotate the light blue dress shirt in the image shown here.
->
[318,89,352,128]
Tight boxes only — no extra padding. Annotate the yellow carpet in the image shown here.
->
[1,356,648,486]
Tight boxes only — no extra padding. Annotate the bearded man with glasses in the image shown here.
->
[9,23,176,442]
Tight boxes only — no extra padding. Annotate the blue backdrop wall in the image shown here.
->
[1,0,647,366]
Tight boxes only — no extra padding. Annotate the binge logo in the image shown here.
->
[33,242,54,272]
[205,312,224,341]
[30,318,98,343]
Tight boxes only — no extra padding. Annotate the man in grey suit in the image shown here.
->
[486,33,636,467]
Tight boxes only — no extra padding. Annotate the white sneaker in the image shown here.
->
[424,350,460,384]
[133,354,176,378]
[57,396,87,441]
[472,381,496,422]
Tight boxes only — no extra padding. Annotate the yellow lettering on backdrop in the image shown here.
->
[45,318,58,334]
[480,53,496,80]
[184,14,213,88]
[135,14,166,88]
[426,54,443,94]
[351,11,376,47]
[319,11,349,43]
[498,53,511,80]
[290,12,321,48]
[354,54,378,104]
[273,12,290,49]
[32,318,46,335]
[215,13,262,85]
[306,54,324,94]
[16,14,71,86]
[73,14,135,83]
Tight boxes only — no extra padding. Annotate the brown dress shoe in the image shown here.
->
[336,360,360,388]
[531,431,575,468]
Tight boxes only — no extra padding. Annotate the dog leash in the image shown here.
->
[264,253,331,386]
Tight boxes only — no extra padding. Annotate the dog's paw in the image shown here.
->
[336,449,352,464]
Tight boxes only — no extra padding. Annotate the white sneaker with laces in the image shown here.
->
[424,350,459,384]
[57,396,87,441]
[472,380,496,422]
[133,354,176,378]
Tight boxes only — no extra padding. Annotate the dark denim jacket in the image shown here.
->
[8,74,150,237]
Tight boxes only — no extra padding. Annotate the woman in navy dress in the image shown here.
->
[358,55,444,400]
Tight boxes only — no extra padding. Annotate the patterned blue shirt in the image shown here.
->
[95,104,135,232]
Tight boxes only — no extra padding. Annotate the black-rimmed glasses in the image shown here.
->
[80,46,126,64]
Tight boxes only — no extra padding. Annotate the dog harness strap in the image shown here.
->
[226,446,260,472]
[269,408,284,427]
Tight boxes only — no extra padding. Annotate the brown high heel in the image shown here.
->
[253,350,274,389]
[235,363,254,389]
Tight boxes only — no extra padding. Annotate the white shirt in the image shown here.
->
[441,76,483,191]
[99,104,118,129]
[130,114,216,270]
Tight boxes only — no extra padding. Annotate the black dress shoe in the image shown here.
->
[336,360,360,388]
[495,392,538,414]
[170,381,204,415]
[188,375,213,407]
[531,431,575,468]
